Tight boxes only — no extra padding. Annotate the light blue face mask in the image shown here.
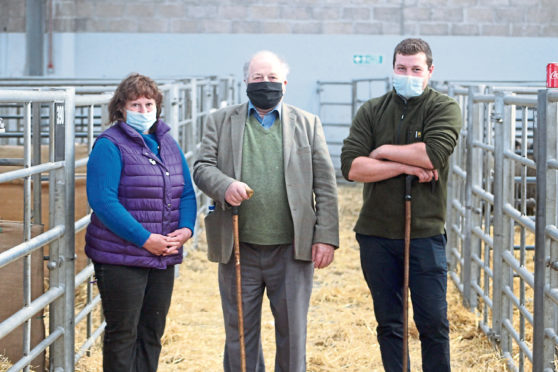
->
[126,109,157,133]
[392,74,425,99]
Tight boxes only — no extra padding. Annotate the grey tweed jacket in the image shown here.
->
[193,102,339,263]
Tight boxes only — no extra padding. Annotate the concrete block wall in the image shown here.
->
[2,0,558,37]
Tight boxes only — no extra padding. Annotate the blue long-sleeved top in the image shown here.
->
[86,132,197,248]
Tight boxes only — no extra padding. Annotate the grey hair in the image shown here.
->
[243,50,290,80]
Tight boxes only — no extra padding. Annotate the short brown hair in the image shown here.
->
[392,38,433,68]
[108,73,163,123]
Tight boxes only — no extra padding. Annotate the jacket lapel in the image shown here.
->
[282,103,295,170]
[231,103,248,179]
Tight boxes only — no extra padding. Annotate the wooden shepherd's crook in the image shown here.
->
[232,186,254,372]
[403,175,416,372]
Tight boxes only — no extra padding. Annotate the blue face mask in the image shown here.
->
[392,74,425,99]
[126,109,157,133]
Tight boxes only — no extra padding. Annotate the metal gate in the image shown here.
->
[0,88,76,371]
[443,83,558,371]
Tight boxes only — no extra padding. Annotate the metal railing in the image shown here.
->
[3,74,555,371]
[444,83,558,371]
[316,78,390,178]
[0,76,237,371]
[0,88,76,372]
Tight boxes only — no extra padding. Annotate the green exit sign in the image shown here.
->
[353,54,383,64]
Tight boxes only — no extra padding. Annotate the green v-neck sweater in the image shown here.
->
[238,115,294,245]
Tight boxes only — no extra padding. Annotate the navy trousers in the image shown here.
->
[94,263,175,372]
[357,233,451,372]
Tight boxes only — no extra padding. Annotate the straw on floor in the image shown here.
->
[65,184,507,371]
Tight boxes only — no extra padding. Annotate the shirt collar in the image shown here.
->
[248,101,282,120]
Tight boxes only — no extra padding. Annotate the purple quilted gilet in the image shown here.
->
[85,120,185,269]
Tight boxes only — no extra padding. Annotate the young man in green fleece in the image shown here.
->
[341,38,462,372]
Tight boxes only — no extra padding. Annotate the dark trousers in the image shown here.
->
[357,233,450,372]
[94,263,175,372]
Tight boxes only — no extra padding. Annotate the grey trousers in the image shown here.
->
[218,242,313,372]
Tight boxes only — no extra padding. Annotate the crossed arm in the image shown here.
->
[347,142,438,184]
[342,94,462,185]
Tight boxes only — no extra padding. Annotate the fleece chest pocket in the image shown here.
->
[407,127,423,144]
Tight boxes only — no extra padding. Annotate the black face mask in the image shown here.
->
[246,82,283,110]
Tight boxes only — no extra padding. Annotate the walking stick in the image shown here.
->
[403,175,417,372]
[232,186,253,372]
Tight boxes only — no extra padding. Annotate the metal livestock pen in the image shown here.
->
[1,76,557,371]
[443,84,558,372]
[0,76,236,372]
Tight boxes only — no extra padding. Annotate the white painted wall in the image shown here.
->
[1,33,557,113]
[0,34,26,77]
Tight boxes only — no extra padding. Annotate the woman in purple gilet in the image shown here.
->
[85,73,197,372]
